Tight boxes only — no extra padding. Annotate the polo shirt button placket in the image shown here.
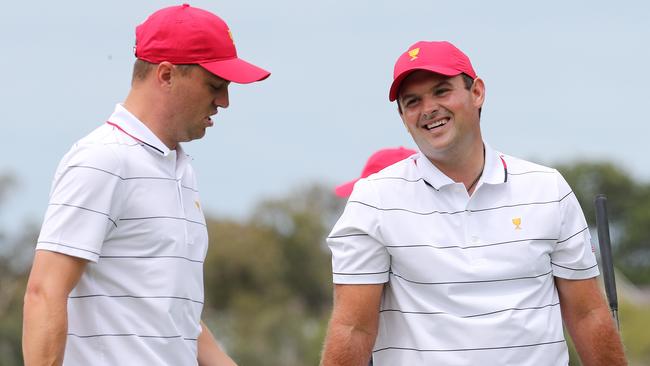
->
[176,179,190,244]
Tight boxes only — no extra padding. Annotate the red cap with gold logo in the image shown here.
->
[135,4,270,83]
[389,41,475,101]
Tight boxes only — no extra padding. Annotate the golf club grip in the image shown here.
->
[594,194,618,312]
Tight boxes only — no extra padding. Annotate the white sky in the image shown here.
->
[1,0,649,233]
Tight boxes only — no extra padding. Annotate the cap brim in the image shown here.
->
[389,66,462,101]
[200,57,270,84]
[334,179,359,198]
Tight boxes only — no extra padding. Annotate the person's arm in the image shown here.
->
[320,283,384,366]
[555,277,627,366]
[23,250,88,366]
[197,320,237,366]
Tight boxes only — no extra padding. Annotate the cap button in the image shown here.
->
[182,3,190,7]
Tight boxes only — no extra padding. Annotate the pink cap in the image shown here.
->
[135,4,270,84]
[335,147,417,198]
[389,41,476,101]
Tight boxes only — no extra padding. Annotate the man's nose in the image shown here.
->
[214,88,229,109]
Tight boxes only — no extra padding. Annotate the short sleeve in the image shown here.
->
[36,143,123,262]
[327,178,390,284]
[550,171,599,279]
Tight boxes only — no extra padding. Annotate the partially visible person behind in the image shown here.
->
[334,147,416,198]
[320,41,626,365]
[23,4,269,366]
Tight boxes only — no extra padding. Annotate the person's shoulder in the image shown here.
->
[500,153,557,175]
[499,153,573,195]
[59,124,126,175]
[368,154,418,181]
[351,156,418,202]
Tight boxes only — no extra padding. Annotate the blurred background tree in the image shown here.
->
[1,162,649,365]
[558,162,650,285]
[0,173,38,365]
[201,184,344,365]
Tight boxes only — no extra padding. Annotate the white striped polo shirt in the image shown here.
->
[37,104,208,365]
[328,144,599,366]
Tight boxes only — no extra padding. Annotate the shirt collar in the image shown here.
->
[415,143,507,190]
[481,143,508,185]
[106,104,176,157]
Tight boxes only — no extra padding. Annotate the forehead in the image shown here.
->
[399,71,457,97]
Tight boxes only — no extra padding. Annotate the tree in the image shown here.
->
[0,173,38,366]
[202,183,344,365]
[557,161,650,284]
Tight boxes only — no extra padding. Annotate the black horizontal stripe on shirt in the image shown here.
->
[181,184,198,192]
[333,269,390,276]
[99,255,204,263]
[380,302,560,319]
[328,233,370,239]
[469,191,573,213]
[368,176,426,184]
[66,165,194,186]
[68,294,204,305]
[372,339,565,354]
[102,142,141,147]
[557,226,588,244]
[551,262,598,271]
[119,216,206,227]
[508,170,556,176]
[68,332,185,340]
[389,269,553,285]
[348,200,465,215]
[37,241,100,256]
[385,237,556,251]
[348,191,572,216]
[48,203,117,227]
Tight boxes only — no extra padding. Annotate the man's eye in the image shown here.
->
[404,99,417,107]
[434,88,450,96]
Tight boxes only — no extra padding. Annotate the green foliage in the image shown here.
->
[0,173,29,366]
[557,161,650,284]
[619,300,650,365]
[202,183,343,365]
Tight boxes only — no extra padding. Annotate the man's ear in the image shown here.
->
[155,61,175,89]
[471,77,485,109]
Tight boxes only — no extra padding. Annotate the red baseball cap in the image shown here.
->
[335,147,417,198]
[135,4,270,84]
[389,41,476,101]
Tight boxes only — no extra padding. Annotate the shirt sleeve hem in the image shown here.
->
[35,244,99,263]
[333,273,389,284]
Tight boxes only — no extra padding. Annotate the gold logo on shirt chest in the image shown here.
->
[512,217,522,230]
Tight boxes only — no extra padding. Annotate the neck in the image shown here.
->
[427,141,485,192]
[123,88,177,150]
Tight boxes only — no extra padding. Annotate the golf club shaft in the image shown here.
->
[594,194,619,329]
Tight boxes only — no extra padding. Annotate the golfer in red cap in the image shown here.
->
[321,41,626,365]
[23,5,268,365]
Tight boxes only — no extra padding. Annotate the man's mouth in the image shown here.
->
[424,118,449,130]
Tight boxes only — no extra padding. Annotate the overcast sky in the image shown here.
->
[1,0,648,234]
